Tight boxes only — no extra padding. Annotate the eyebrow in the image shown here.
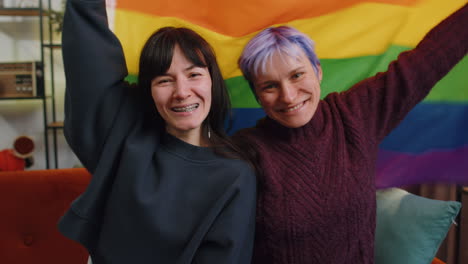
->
[157,64,204,78]
[256,66,306,86]
[184,65,198,71]
[288,66,306,74]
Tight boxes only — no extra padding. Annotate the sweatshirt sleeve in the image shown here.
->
[62,0,131,171]
[339,4,467,143]
[192,171,257,264]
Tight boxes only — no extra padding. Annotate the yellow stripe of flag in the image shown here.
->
[114,0,465,79]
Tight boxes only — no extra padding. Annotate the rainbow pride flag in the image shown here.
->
[109,0,468,187]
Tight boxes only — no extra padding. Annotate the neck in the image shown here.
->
[166,126,209,147]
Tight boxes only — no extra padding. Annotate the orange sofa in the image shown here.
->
[0,168,449,264]
[0,168,91,264]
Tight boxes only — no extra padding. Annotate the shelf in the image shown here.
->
[43,43,62,49]
[0,8,43,16]
[0,96,45,100]
[48,121,64,129]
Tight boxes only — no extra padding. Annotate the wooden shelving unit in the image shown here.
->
[0,5,50,168]
[1,2,65,168]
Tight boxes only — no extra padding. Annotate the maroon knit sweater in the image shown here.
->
[234,5,467,264]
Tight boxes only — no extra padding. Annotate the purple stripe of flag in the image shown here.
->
[376,145,468,189]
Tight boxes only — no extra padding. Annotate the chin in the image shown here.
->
[168,121,202,132]
[178,124,202,131]
[275,115,311,128]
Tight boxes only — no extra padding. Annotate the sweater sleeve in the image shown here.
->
[338,4,467,143]
[62,0,131,171]
[192,171,256,264]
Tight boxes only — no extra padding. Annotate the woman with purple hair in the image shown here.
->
[233,4,467,264]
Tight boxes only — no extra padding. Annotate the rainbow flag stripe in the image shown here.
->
[111,0,468,187]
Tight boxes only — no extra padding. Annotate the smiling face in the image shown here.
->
[151,45,212,141]
[254,49,323,128]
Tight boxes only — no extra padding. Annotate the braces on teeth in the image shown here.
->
[173,104,199,112]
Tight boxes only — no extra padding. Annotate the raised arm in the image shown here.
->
[338,4,467,143]
[62,0,131,171]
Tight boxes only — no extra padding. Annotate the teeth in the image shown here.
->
[284,103,303,112]
[173,104,199,112]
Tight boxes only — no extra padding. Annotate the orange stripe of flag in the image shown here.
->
[115,0,419,37]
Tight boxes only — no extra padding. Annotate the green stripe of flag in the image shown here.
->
[125,45,468,108]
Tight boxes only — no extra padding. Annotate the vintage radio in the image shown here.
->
[0,61,44,98]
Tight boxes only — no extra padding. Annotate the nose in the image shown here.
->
[173,79,191,101]
[280,83,297,104]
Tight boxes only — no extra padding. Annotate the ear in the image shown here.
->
[249,83,261,104]
[316,64,323,82]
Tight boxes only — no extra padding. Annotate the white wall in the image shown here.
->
[0,0,81,169]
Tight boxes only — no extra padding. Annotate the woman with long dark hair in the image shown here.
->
[58,0,256,263]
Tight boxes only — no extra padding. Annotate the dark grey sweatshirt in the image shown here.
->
[57,0,256,263]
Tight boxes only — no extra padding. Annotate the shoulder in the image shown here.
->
[233,117,270,141]
[218,156,255,176]
[222,159,257,200]
[212,156,256,187]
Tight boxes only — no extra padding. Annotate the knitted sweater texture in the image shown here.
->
[234,5,468,264]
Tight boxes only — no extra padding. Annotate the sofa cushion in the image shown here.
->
[375,188,461,264]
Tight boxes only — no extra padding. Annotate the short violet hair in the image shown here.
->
[238,25,320,94]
